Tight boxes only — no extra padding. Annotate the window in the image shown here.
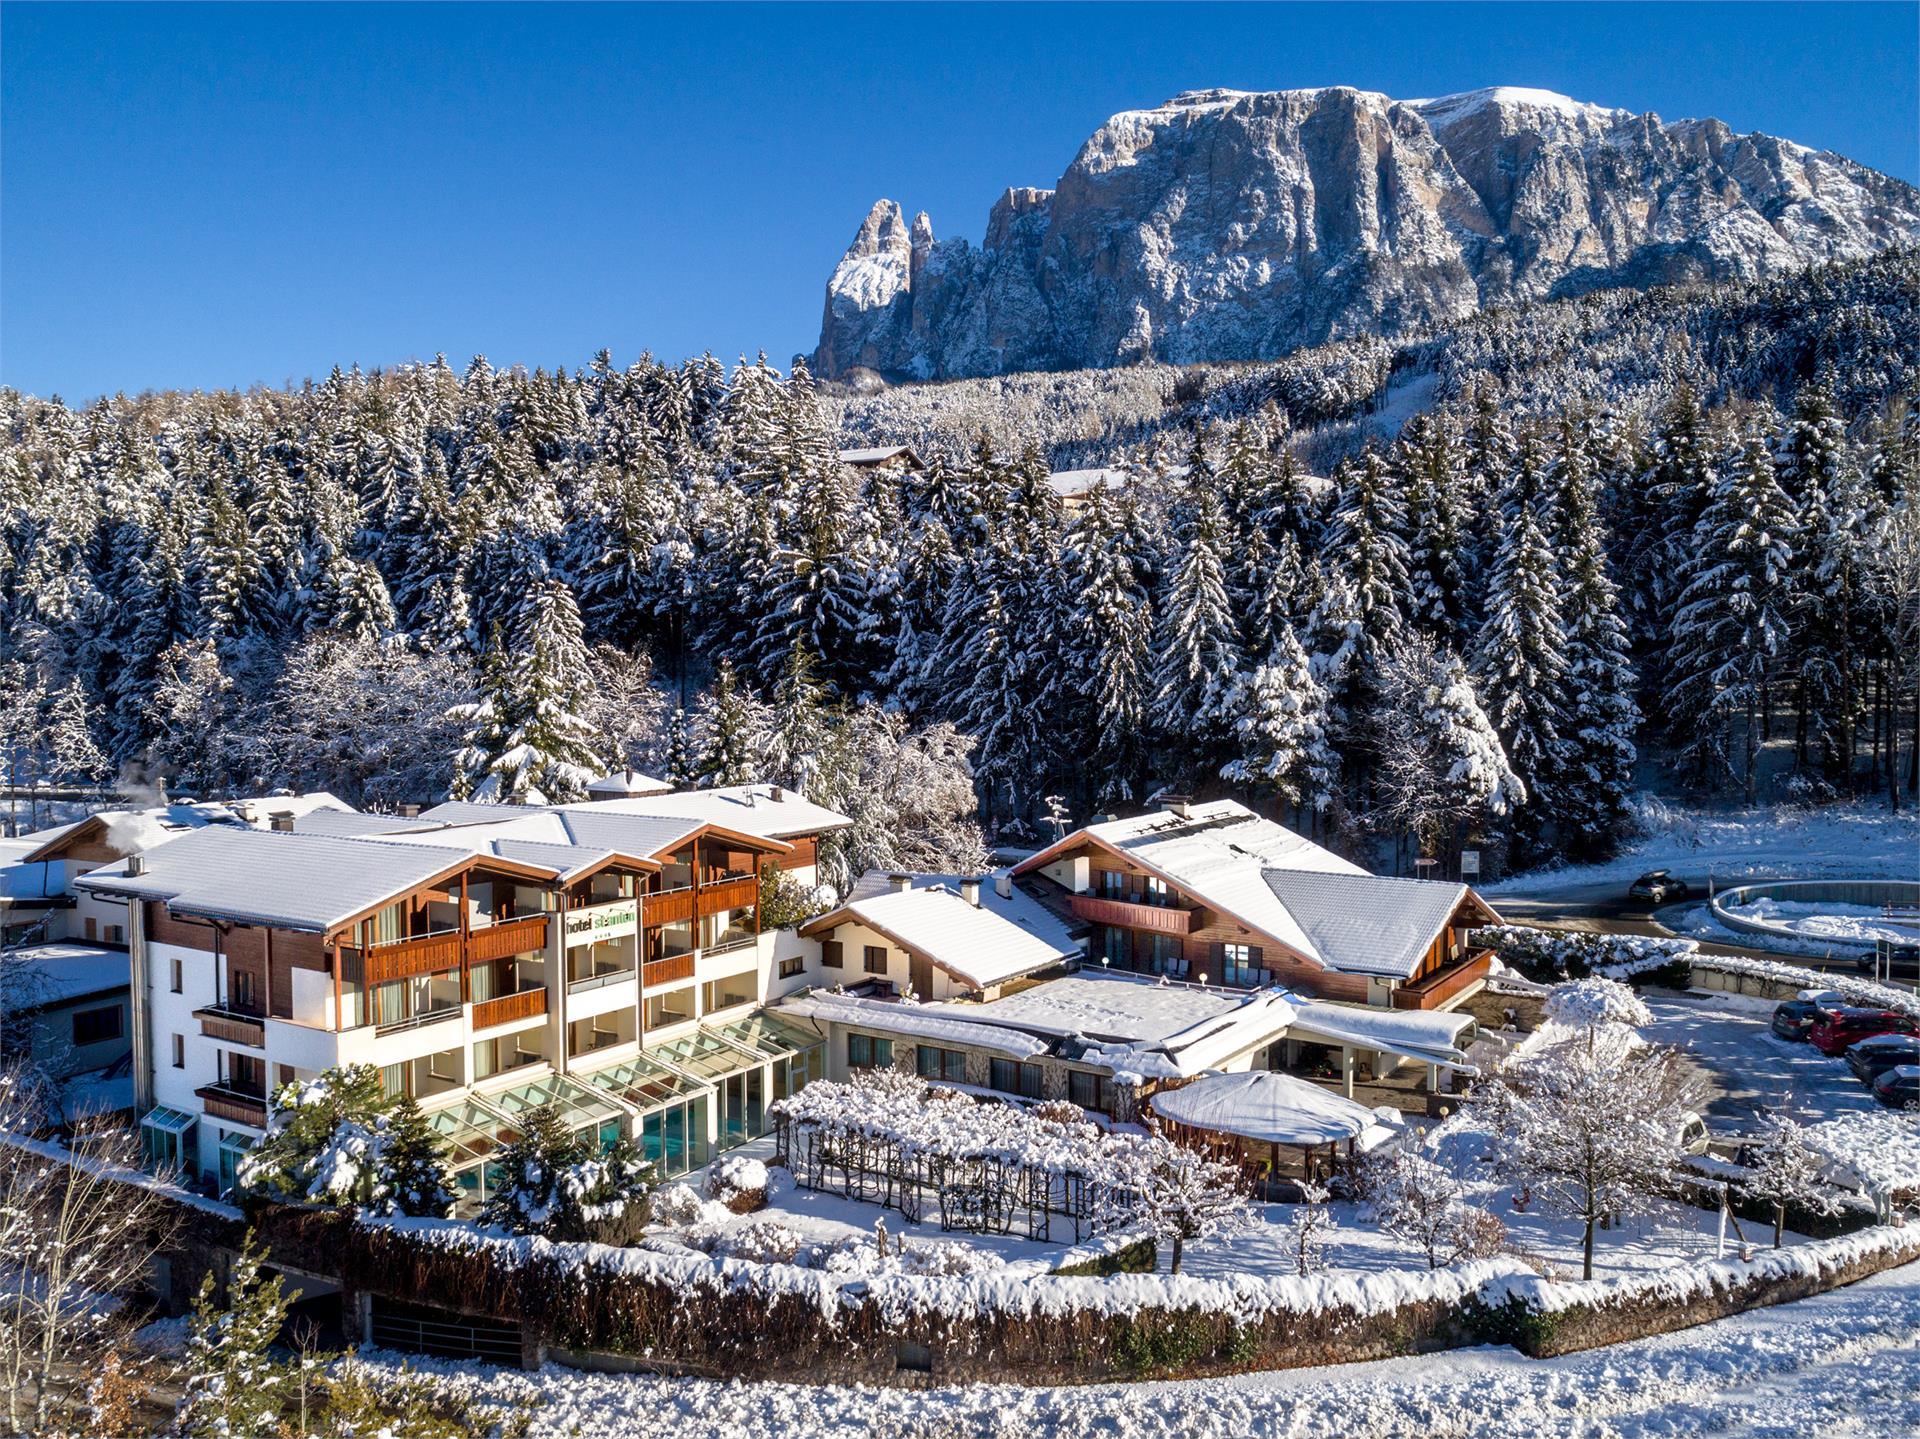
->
[989,1058,1043,1099]
[847,1033,893,1070]
[169,958,183,994]
[1101,926,1131,966]
[1214,943,1265,987]
[230,969,258,1014]
[820,939,843,968]
[1098,869,1125,899]
[700,973,755,1014]
[224,1052,266,1097]
[1144,876,1171,908]
[72,1005,123,1046]
[778,955,804,979]
[170,1034,185,1069]
[863,945,888,975]
[916,1046,967,1083]
[105,923,125,944]
[1068,1069,1117,1115]
[1148,934,1183,975]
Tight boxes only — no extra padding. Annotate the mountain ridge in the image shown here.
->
[812,85,1920,383]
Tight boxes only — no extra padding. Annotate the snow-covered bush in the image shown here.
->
[1278,1180,1337,1277]
[235,1064,454,1217]
[648,1182,731,1229]
[1544,975,1653,1031]
[480,1102,652,1244]
[682,1216,1007,1278]
[704,1156,772,1214]
[1477,924,1696,983]
[1361,1147,1506,1270]
[1740,1110,1848,1246]
[1802,1110,1920,1219]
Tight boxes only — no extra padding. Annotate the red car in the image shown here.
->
[1810,1008,1919,1056]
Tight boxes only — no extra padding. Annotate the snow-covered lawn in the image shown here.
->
[1485,798,1918,896]
[1639,994,1884,1128]
[340,1254,1920,1437]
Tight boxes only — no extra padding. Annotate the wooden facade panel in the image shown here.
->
[148,905,215,952]
[364,933,463,985]
[472,987,547,1031]
[466,915,550,965]
[777,835,818,872]
[642,953,695,988]
[695,875,759,917]
[645,889,695,926]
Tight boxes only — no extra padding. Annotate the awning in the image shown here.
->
[140,1105,198,1135]
[1284,998,1477,1070]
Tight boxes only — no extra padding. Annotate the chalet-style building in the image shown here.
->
[838,445,925,474]
[1011,799,1502,1011]
[798,869,1079,1001]
[75,785,851,1199]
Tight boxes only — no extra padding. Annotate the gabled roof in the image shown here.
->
[557,783,852,840]
[74,826,557,935]
[585,769,673,798]
[1262,870,1497,979]
[1014,801,1498,980]
[777,989,1050,1059]
[839,445,923,469]
[801,869,1079,990]
[391,803,789,863]
[19,792,353,864]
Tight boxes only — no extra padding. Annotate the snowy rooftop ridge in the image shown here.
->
[813,869,1079,991]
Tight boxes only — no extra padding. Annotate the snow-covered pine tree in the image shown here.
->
[696,658,761,787]
[1398,413,1475,646]
[175,1231,290,1438]
[1151,479,1243,777]
[1473,433,1570,854]
[1548,415,1640,856]
[382,1094,458,1219]
[1220,622,1336,822]
[1063,478,1153,805]
[1667,421,1798,798]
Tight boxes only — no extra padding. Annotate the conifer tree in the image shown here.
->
[175,1232,289,1438]
[697,658,760,787]
[1151,481,1243,774]
[1220,622,1337,819]
[1065,480,1153,803]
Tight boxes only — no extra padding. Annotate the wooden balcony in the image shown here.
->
[1392,951,1494,1011]
[643,952,695,988]
[194,1006,265,1048]
[696,874,759,917]
[467,914,550,964]
[645,887,695,925]
[363,930,463,985]
[472,987,547,1031]
[196,1084,267,1129]
[1070,893,1201,936]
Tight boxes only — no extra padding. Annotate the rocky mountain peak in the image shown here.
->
[813,85,1920,382]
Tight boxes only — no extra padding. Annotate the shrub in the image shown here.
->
[704,1156,771,1214]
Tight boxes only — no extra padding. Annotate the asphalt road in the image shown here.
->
[1487,872,1869,971]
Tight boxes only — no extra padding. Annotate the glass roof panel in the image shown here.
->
[651,1028,764,1082]
[713,1012,821,1059]
[486,1073,626,1130]
[426,1097,519,1166]
[579,1051,709,1111]
[141,1105,198,1134]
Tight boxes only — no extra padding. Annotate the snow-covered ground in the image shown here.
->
[1720,899,1917,947]
[1485,798,1918,897]
[1640,994,1883,1129]
[1665,901,1916,962]
[342,1253,1920,1437]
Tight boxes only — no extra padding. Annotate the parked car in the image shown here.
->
[1676,1110,1711,1156]
[1810,1008,1919,1056]
[1770,992,1850,1042]
[1857,942,1920,983]
[1872,1065,1920,1108]
[1628,870,1692,904]
[1845,1033,1920,1085]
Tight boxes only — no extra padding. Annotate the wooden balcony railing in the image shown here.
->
[472,987,547,1031]
[643,952,695,988]
[645,887,695,926]
[363,930,463,985]
[1070,894,1201,936]
[696,874,759,917]
[467,914,550,965]
[196,1084,268,1128]
[1392,951,1494,1011]
[194,1006,265,1048]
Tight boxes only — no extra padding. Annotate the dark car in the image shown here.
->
[1771,993,1849,1042]
[1845,1033,1920,1084]
[1811,1008,1919,1057]
[1872,1065,1920,1108]
[1628,870,1691,904]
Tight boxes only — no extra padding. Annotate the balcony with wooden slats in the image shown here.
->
[695,874,759,917]
[646,887,695,925]
[361,930,463,985]
[642,952,695,988]
[1391,951,1494,1011]
[194,1006,265,1048]
[472,987,547,1031]
[1069,893,1202,936]
[466,914,550,965]
[195,1084,268,1129]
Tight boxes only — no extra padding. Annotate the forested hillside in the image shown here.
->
[2,252,1915,876]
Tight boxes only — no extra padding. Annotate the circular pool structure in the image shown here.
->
[1708,879,1920,953]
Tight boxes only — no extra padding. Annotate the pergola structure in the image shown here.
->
[1149,1070,1397,1189]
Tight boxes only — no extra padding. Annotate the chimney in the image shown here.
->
[771,785,787,802]
[127,855,147,877]
[994,874,1012,900]
[960,878,981,908]
[888,873,913,893]
[398,803,421,819]
[269,811,295,833]
[1160,794,1193,820]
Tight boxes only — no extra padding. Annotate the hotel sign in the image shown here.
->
[565,899,638,946]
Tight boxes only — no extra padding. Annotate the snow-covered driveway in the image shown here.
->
[1640,995,1882,1128]
[364,1257,1920,1438]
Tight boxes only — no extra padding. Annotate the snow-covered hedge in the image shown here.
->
[1476,925,1697,982]
[1682,953,1920,1020]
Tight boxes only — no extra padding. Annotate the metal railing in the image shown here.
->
[374,1004,463,1036]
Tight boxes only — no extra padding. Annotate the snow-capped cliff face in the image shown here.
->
[812,86,1920,382]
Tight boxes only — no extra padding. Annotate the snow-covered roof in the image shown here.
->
[839,445,922,468]
[585,769,673,798]
[1016,801,1495,979]
[777,990,1051,1059]
[1149,1070,1386,1146]
[1045,467,1132,499]
[2,942,131,1006]
[73,826,548,933]
[557,783,852,840]
[1286,998,1478,1068]
[19,793,354,865]
[807,870,1079,990]
[1262,870,1481,979]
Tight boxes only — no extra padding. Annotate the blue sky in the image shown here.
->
[3,2,1915,400]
